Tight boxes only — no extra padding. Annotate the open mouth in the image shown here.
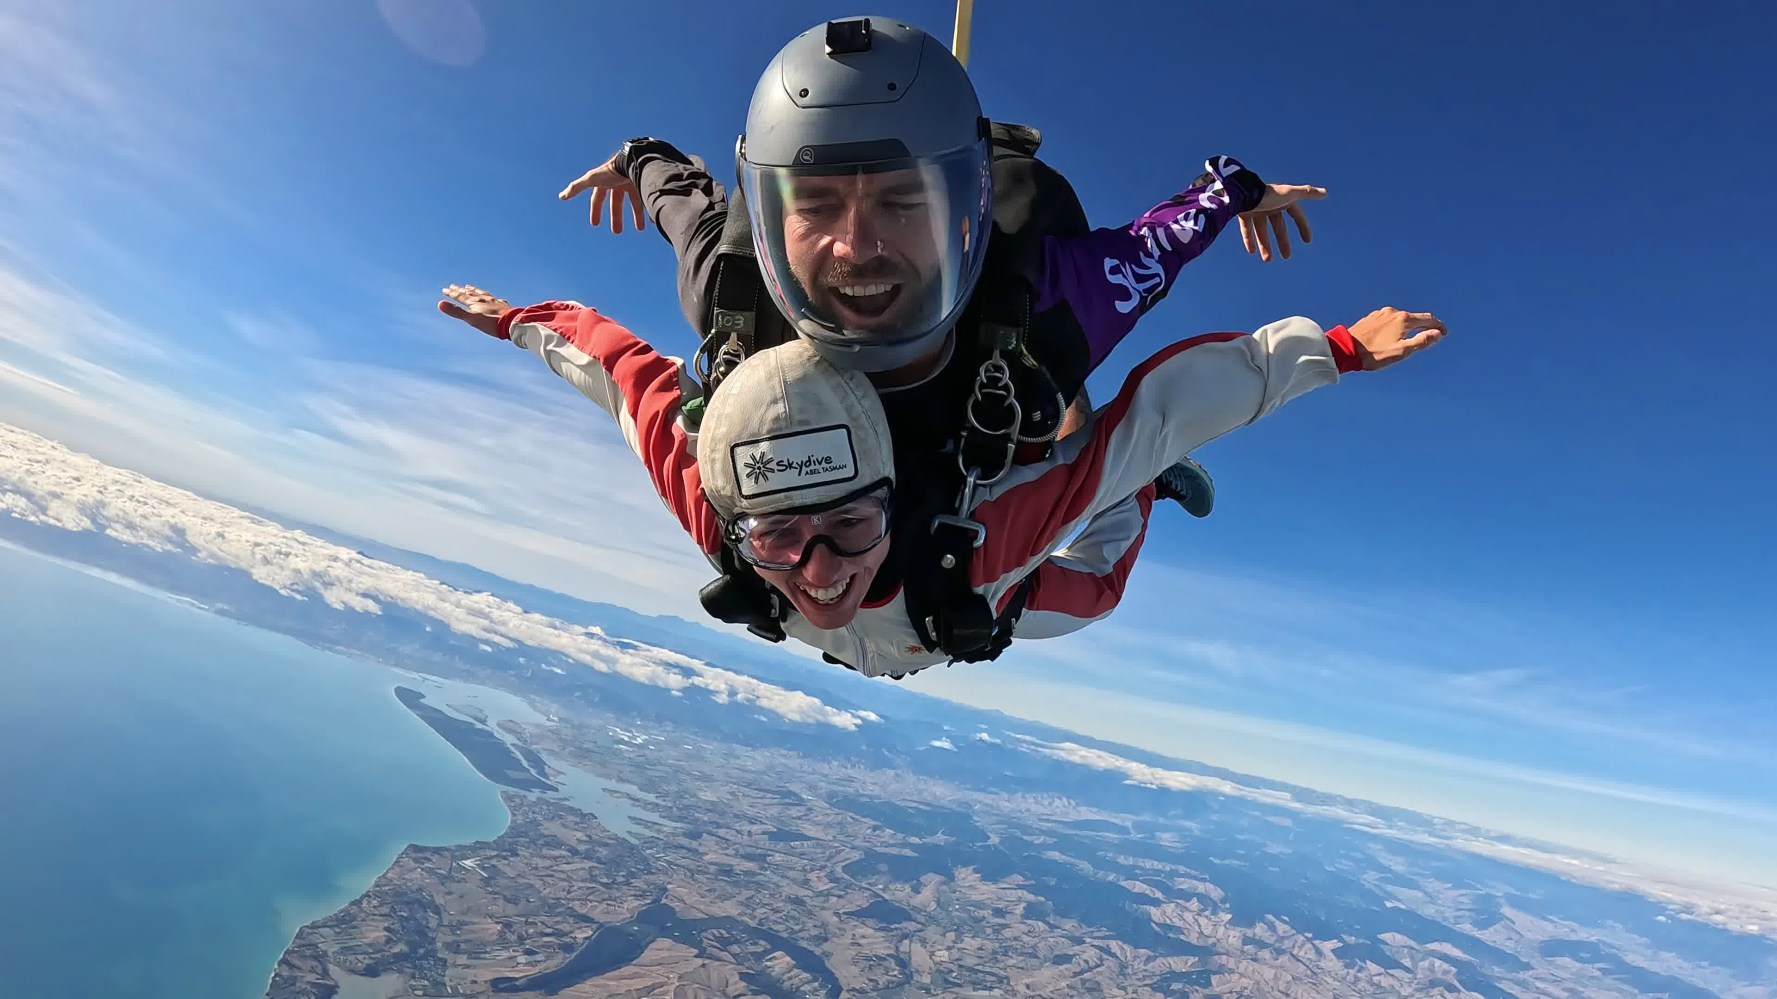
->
[795,578,852,606]
[828,282,901,323]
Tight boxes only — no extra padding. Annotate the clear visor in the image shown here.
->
[729,490,891,570]
[740,142,992,363]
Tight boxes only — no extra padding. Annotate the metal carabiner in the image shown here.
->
[960,350,1021,483]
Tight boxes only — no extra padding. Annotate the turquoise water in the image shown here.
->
[0,544,511,998]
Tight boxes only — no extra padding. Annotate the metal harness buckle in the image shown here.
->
[930,467,987,550]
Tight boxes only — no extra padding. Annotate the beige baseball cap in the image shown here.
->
[698,339,895,519]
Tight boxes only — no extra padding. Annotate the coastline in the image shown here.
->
[392,686,557,793]
[258,681,528,999]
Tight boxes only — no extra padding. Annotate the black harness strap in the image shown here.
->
[693,190,765,416]
[977,574,1035,662]
[710,189,760,350]
[906,558,1034,667]
[824,573,1030,679]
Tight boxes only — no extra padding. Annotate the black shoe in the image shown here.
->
[1154,457,1215,518]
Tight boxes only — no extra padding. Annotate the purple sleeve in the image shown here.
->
[1036,156,1267,370]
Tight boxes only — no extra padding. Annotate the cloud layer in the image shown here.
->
[0,421,875,732]
[1010,734,1777,940]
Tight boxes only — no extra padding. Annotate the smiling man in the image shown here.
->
[779,169,945,337]
[739,127,988,377]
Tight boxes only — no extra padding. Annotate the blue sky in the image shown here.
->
[2,0,1774,885]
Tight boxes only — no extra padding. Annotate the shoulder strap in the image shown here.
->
[988,121,1089,267]
[694,190,767,412]
[710,189,760,348]
[975,120,1083,451]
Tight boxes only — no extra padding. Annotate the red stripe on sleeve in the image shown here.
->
[508,302,722,555]
[968,331,1247,588]
[1005,487,1153,619]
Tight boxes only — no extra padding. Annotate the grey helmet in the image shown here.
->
[737,17,993,373]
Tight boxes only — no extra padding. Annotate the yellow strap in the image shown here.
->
[952,0,975,66]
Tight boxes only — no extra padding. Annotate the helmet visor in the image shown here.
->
[740,142,992,369]
[728,489,891,571]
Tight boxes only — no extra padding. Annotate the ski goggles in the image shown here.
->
[726,488,892,571]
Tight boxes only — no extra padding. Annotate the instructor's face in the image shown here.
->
[755,534,893,631]
[782,169,939,333]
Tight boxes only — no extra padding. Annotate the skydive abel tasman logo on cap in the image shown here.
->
[731,425,858,500]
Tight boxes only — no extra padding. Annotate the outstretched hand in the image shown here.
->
[1346,307,1446,370]
[437,284,511,339]
[558,152,646,234]
[1239,182,1327,262]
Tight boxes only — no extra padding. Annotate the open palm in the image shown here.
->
[1239,182,1327,262]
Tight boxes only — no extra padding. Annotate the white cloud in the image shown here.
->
[928,738,956,751]
[0,421,876,732]
[920,664,1777,889]
[1019,738,1302,810]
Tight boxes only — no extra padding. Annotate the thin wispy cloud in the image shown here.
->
[0,361,77,398]
[0,261,175,368]
[224,311,331,357]
[1007,555,1772,769]
[0,257,716,616]
[0,5,260,247]
[0,9,187,197]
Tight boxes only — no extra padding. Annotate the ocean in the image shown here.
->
[0,543,511,998]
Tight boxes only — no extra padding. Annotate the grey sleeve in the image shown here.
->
[621,139,728,339]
